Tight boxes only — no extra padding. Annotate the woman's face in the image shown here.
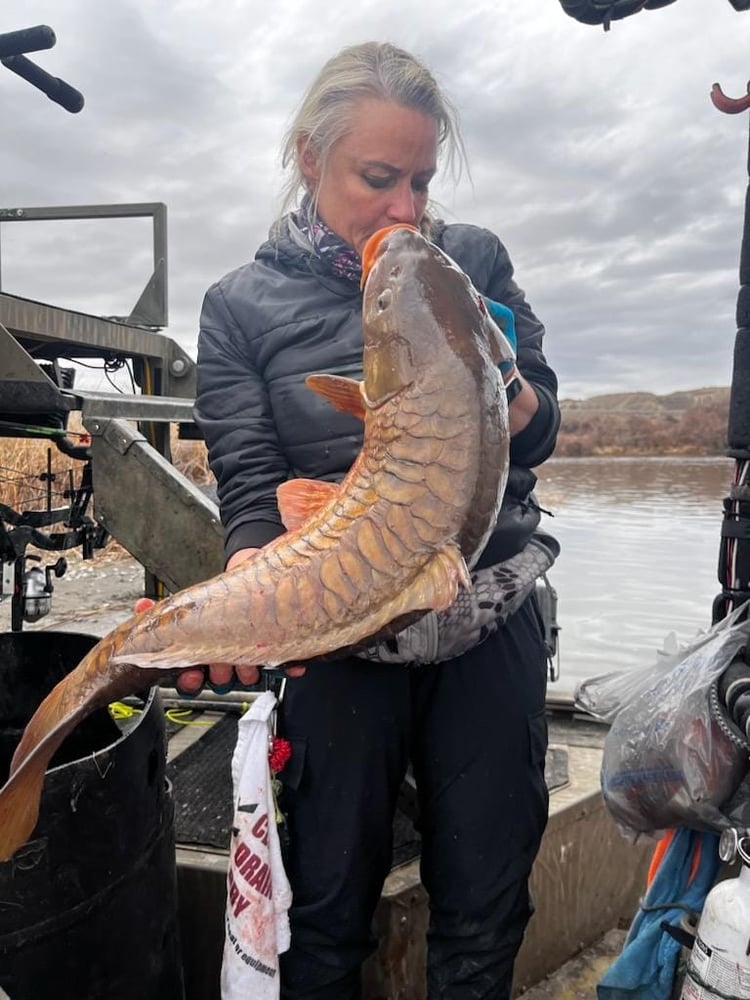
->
[300,98,439,257]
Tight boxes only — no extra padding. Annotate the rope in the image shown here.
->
[109,702,215,728]
[164,708,213,727]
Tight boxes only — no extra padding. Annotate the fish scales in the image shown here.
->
[0,224,510,860]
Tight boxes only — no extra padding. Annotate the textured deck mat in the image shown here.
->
[166,714,568,861]
[167,713,237,849]
[166,712,423,864]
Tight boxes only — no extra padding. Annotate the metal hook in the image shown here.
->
[711,82,750,115]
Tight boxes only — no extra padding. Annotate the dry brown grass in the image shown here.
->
[0,435,81,513]
[171,435,213,486]
[1,417,214,564]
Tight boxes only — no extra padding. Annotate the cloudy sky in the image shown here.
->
[2,0,749,399]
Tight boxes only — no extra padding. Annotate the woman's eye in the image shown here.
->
[412,180,430,194]
[364,175,393,190]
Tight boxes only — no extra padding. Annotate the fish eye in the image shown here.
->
[389,265,402,279]
[377,289,392,311]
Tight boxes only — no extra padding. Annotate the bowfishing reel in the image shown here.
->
[0,446,107,631]
[0,553,68,625]
[20,555,68,622]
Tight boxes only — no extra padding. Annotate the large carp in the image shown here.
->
[0,223,512,860]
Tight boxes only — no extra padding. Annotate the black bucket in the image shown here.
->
[0,631,185,1000]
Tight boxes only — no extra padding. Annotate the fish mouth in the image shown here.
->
[360,224,419,288]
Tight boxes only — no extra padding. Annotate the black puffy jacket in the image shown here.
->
[194,217,560,566]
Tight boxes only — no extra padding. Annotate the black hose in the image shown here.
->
[717,648,750,742]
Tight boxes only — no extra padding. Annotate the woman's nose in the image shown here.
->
[386,182,418,223]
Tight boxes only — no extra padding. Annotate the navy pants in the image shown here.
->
[277,597,549,1000]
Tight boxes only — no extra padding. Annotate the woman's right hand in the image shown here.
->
[176,547,306,695]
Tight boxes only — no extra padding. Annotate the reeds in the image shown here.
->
[0,436,78,513]
[171,435,213,488]
[1,425,212,510]
[0,417,213,562]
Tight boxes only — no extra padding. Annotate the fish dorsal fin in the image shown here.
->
[277,478,339,531]
[305,374,366,421]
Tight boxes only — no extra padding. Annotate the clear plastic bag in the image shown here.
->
[575,603,750,840]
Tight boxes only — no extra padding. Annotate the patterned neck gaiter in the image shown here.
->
[294,197,362,286]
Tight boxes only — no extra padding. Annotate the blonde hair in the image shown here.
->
[277,41,465,227]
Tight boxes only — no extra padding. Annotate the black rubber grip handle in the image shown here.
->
[0,25,55,59]
[0,54,84,113]
[729,327,750,456]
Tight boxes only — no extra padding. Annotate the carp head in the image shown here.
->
[360,224,510,411]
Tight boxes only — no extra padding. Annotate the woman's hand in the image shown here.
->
[179,546,307,693]
[135,546,306,696]
[177,548,260,694]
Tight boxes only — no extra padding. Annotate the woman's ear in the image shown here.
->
[297,135,321,186]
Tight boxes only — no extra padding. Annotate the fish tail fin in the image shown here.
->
[0,628,155,861]
[0,750,51,862]
[8,667,93,777]
[0,668,94,860]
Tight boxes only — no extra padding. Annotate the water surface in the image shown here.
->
[534,456,734,697]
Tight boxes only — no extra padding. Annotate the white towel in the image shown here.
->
[221,690,292,1000]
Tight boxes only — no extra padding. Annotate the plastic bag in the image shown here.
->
[576,603,750,840]
[575,605,750,723]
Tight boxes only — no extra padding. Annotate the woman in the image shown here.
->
[191,41,560,1000]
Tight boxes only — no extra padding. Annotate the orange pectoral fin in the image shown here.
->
[277,478,339,531]
[305,374,366,420]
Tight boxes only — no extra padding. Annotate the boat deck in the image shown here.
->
[520,928,627,1000]
[166,704,649,1000]
[10,586,651,999]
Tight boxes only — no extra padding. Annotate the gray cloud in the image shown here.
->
[2,0,749,398]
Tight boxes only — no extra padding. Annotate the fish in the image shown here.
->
[0,222,512,861]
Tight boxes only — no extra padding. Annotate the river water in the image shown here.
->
[534,456,735,698]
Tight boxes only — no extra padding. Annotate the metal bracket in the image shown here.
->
[0,202,169,328]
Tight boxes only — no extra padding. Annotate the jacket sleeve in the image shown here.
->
[481,235,561,470]
[194,281,289,561]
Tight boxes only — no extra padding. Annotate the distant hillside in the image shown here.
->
[556,386,730,456]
